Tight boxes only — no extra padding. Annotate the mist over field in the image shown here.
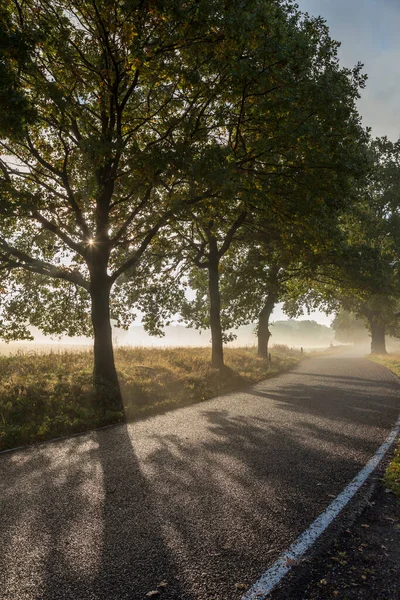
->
[0,319,335,354]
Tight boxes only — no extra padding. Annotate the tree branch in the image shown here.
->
[0,238,90,290]
[110,222,162,282]
[32,211,85,257]
[218,211,247,257]
[110,190,215,281]
[110,186,153,245]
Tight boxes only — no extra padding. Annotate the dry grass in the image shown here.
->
[368,353,400,378]
[0,344,301,451]
[368,353,400,496]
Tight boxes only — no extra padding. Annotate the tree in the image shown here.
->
[335,294,400,354]
[176,206,247,369]
[270,320,334,346]
[286,136,400,355]
[168,5,368,366]
[0,0,255,407]
[201,212,346,359]
[281,246,397,355]
[336,137,400,354]
[331,310,369,344]
[0,0,369,405]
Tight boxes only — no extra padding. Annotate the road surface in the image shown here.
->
[1,354,399,599]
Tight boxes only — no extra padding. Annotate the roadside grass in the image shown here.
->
[368,353,400,496]
[385,444,400,497]
[368,353,400,378]
[0,344,301,452]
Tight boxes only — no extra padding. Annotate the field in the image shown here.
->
[0,345,301,452]
[368,353,400,496]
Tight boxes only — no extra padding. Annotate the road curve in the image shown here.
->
[1,354,399,600]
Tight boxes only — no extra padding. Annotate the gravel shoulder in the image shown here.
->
[270,453,400,600]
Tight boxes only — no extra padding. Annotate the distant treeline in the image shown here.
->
[270,321,334,346]
[112,319,334,348]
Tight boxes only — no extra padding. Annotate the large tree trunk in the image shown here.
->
[369,318,387,355]
[208,253,224,369]
[257,295,276,358]
[90,277,122,410]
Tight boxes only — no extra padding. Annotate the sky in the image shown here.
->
[298,0,400,141]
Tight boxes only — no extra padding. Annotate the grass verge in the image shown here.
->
[368,353,400,496]
[0,344,301,452]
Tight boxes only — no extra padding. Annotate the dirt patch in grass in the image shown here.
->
[0,344,301,451]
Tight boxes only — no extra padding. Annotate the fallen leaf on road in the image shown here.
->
[146,591,161,598]
[320,578,328,585]
[361,524,370,528]
[235,583,247,590]
[286,558,298,567]
[157,581,168,589]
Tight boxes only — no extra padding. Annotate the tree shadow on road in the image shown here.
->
[0,426,192,600]
[244,361,399,435]
[138,412,383,595]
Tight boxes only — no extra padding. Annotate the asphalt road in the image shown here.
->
[1,354,399,600]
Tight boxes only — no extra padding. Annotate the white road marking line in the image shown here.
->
[242,415,400,600]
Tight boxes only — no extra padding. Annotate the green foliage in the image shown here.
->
[0,0,256,338]
[0,272,92,341]
[0,3,37,136]
[0,0,371,393]
[285,135,400,341]
[0,0,368,336]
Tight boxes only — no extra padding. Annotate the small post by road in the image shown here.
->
[301,347,303,355]
[268,352,272,363]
